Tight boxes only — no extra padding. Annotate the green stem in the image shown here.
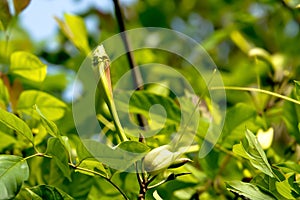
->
[23,152,52,161]
[106,96,128,141]
[210,86,300,106]
[24,153,129,200]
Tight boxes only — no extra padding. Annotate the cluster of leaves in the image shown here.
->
[0,0,300,199]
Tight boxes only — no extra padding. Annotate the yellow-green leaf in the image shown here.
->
[233,129,275,178]
[10,51,47,82]
[17,90,67,121]
[0,108,33,143]
[55,14,90,55]
[275,179,295,199]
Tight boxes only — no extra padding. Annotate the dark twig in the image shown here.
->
[112,0,143,90]
[112,0,147,129]
[111,1,149,199]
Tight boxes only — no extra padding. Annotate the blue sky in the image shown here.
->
[19,0,136,42]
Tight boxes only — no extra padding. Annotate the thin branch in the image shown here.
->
[112,0,143,89]
[112,0,148,129]
[70,164,129,200]
[24,152,129,200]
[210,86,300,106]
[23,152,52,161]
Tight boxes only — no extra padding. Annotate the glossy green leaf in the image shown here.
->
[27,185,74,200]
[55,14,90,55]
[77,159,107,177]
[10,51,47,82]
[13,0,31,15]
[0,155,29,200]
[0,108,33,143]
[46,138,71,181]
[233,129,275,178]
[17,90,67,121]
[226,181,274,200]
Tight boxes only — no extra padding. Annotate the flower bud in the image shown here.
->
[144,145,180,175]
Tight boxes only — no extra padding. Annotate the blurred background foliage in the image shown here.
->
[1,0,300,199]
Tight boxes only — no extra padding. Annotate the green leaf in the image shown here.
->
[221,103,257,143]
[51,171,94,200]
[0,0,12,30]
[0,155,29,200]
[55,14,90,55]
[233,129,275,178]
[275,178,295,199]
[13,0,31,15]
[43,74,67,91]
[0,131,16,152]
[252,173,285,199]
[0,108,33,143]
[46,138,71,181]
[116,141,151,153]
[287,174,300,197]
[14,188,42,200]
[226,181,274,200]
[27,185,74,200]
[10,51,47,82]
[35,105,60,138]
[17,90,67,121]
[115,90,181,125]
[80,140,150,171]
[77,159,107,177]
[276,161,300,174]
